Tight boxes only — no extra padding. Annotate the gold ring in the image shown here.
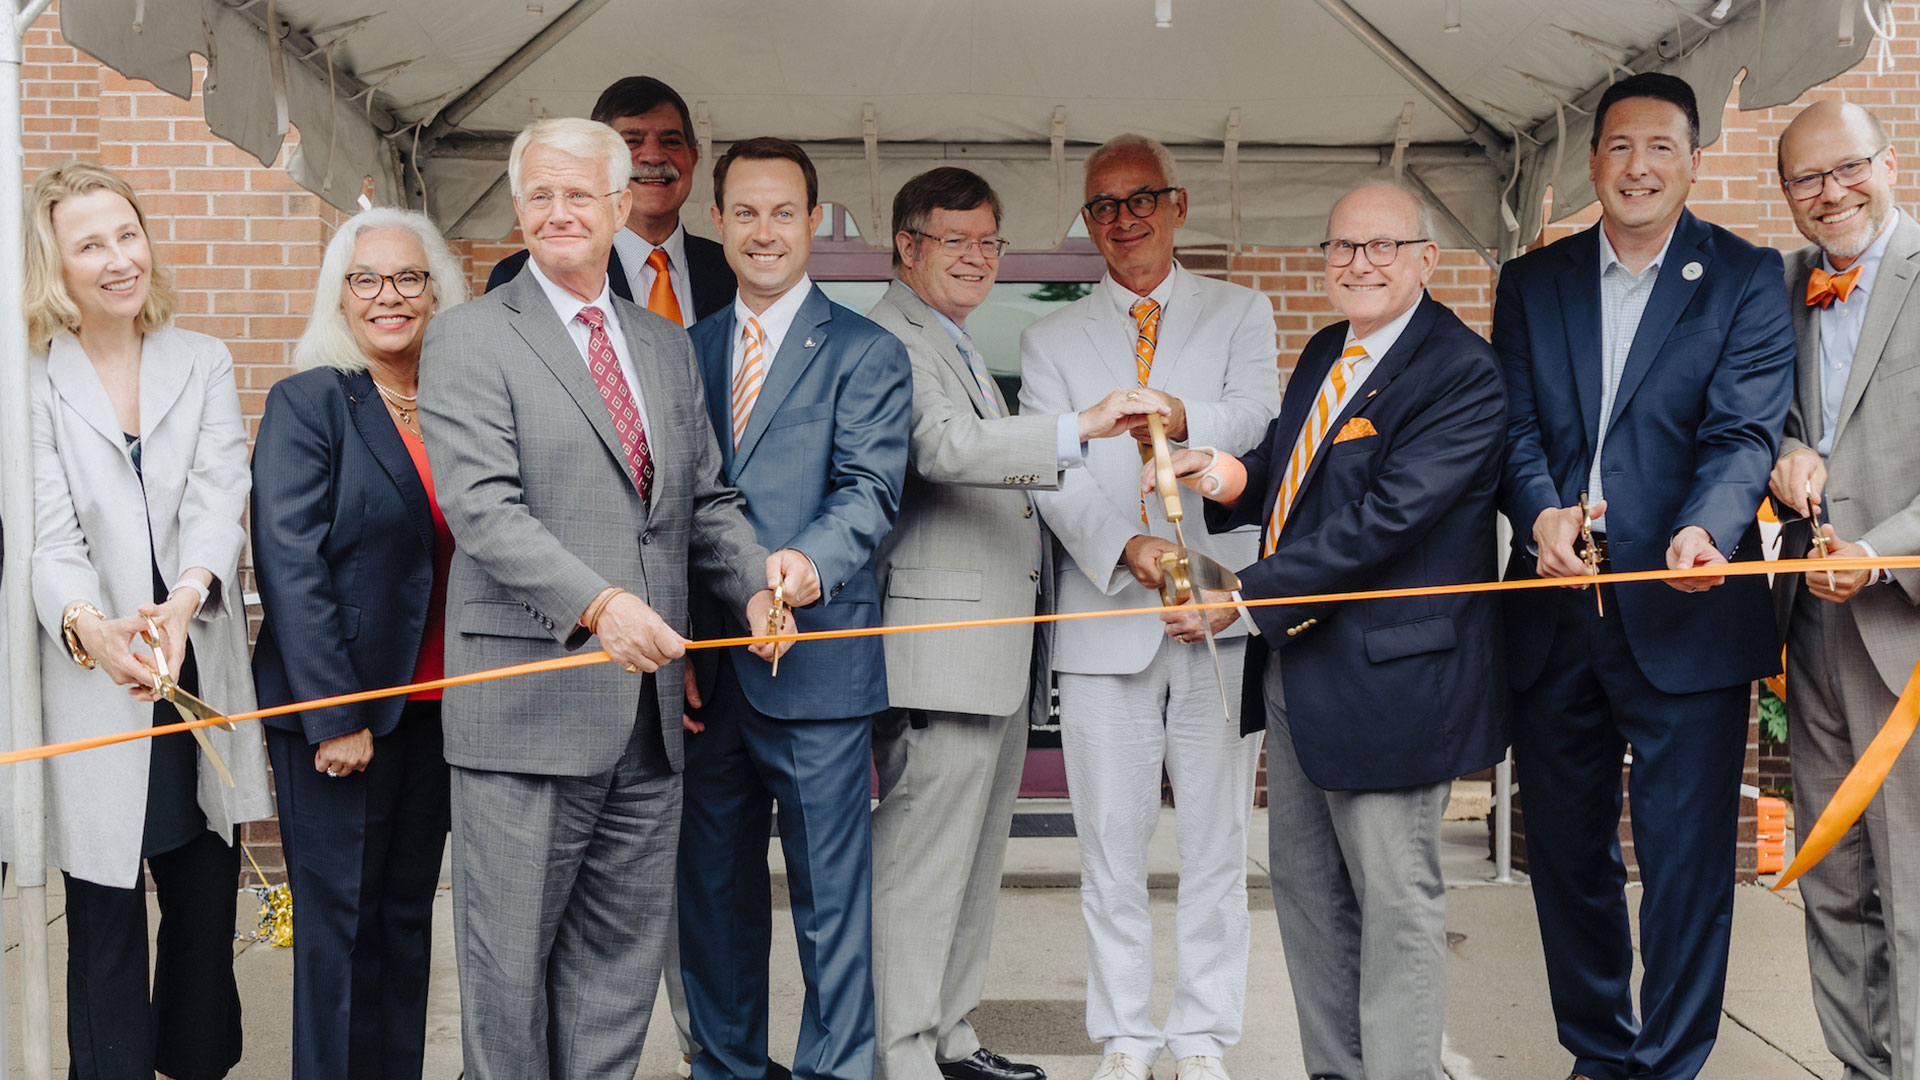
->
[623,663,639,674]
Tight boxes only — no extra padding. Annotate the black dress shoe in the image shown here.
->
[940,1049,1046,1080]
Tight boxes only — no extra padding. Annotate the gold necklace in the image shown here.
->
[372,380,418,428]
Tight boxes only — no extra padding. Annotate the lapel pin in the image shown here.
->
[1366,389,1379,398]
[804,337,816,348]
[1682,261,1703,281]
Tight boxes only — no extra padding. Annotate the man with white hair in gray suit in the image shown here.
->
[418,116,813,1080]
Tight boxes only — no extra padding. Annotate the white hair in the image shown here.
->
[507,117,630,198]
[292,207,469,372]
[1085,133,1181,190]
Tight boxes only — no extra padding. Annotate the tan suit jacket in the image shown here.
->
[1779,213,1920,695]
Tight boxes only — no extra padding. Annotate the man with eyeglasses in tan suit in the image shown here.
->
[1018,134,1279,1080]
[1771,99,1920,1080]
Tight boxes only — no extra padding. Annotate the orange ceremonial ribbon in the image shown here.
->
[5,554,1920,898]
[1807,264,1863,308]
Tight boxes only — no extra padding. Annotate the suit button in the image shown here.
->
[1029,569,1040,581]
[641,532,653,545]
[1022,506,1033,518]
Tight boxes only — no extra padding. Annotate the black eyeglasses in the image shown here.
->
[911,231,1011,258]
[1783,148,1889,201]
[345,270,431,300]
[1082,187,1178,225]
[1319,238,1430,268]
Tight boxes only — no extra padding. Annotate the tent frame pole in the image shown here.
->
[3,2,55,1078]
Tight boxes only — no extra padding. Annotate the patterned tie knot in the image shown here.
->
[1131,297,1161,329]
[575,305,606,331]
[744,316,765,348]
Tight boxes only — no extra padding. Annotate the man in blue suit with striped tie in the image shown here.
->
[678,136,912,1080]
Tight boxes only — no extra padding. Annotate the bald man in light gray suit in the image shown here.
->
[867,167,1159,1080]
[1771,100,1920,1080]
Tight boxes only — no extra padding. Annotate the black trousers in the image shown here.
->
[267,701,451,1080]
[63,829,242,1080]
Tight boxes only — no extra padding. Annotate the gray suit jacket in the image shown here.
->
[869,281,1059,719]
[1779,212,1920,695]
[419,270,768,776]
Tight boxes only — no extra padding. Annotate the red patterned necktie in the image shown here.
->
[575,305,653,505]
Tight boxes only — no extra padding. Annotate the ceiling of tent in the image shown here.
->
[60,0,1879,253]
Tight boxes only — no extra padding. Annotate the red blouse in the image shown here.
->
[397,423,455,700]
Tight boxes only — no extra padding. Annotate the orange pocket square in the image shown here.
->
[1331,417,1377,443]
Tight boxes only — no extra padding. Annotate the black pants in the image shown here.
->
[63,829,242,1080]
[267,701,451,1080]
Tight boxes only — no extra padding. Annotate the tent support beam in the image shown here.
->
[4,4,54,1078]
[1310,0,1508,165]
[417,0,614,152]
[1403,165,1500,269]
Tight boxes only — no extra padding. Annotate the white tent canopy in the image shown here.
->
[60,0,1880,255]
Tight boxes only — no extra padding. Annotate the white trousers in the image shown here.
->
[1058,636,1260,1062]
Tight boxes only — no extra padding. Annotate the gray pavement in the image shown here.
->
[3,796,1842,1079]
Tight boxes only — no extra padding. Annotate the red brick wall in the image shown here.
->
[22,2,1916,879]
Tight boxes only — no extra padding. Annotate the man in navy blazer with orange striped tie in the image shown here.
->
[1161,182,1508,1080]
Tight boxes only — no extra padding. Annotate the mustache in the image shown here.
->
[631,163,682,184]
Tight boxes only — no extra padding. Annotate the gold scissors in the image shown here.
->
[1576,492,1604,617]
[141,616,236,788]
[765,585,787,678]
[1146,412,1237,722]
[1805,479,1837,592]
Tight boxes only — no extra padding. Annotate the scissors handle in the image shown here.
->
[1147,413,1183,525]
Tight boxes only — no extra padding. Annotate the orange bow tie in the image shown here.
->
[1807,264,1863,308]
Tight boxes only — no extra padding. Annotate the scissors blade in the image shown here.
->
[165,683,238,732]
[1199,617,1232,723]
[163,698,236,788]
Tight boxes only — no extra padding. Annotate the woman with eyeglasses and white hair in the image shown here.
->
[25,160,272,1080]
[250,206,469,1080]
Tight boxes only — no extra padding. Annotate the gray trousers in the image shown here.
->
[1263,660,1450,1080]
[450,720,680,1080]
[871,707,1028,1080]
[1789,594,1920,1080]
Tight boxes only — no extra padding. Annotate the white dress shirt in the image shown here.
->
[526,258,649,431]
[730,275,815,386]
[611,222,697,328]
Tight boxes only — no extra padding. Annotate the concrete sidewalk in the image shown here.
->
[5,801,1841,1080]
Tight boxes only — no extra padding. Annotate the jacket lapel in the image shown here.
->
[501,275,638,498]
[137,329,193,441]
[618,299,669,518]
[1554,227,1604,459]
[733,284,831,468]
[1606,211,1709,431]
[1832,213,1920,451]
[1081,287,1139,388]
[344,370,435,555]
[1141,264,1203,390]
[694,308,737,467]
[1788,246,1823,438]
[46,334,128,450]
[885,280,998,418]
[1260,330,1340,531]
[1293,296,1440,508]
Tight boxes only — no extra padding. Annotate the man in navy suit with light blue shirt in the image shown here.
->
[678,136,912,1080]
[1493,73,1795,1080]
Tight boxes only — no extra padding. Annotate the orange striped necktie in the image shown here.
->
[731,316,766,449]
[1264,341,1366,555]
[646,248,685,325]
[1130,297,1161,386]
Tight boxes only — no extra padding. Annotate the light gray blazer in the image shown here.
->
[1779,212,1920,695]
[418,269,768,777]
[869,281,1059,718]
[1019,263,1280,676]
[29,328,271,888]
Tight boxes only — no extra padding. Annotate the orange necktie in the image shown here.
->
[731,317,766,449]
[1807,264,1862,309]
[1130,298,1161,524]
[1264,342,1365,555]
[647,248,685,325]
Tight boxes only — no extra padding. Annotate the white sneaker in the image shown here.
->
[1090,1053,1152,1080]
[1174,1057,1230,1080]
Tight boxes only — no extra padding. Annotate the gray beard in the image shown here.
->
[1822,203,1894,262]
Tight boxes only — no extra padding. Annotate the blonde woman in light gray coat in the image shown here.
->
[25,161,269,1080]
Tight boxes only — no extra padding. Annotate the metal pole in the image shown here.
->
[1494,752,1513,883]
[2,3,53,1077]
[1309,0,1509,165]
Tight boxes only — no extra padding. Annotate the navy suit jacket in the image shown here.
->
[1210,294,1509,790]
[484,231,735,320]
[251,367,441,743]
[689,284,912,720]
[1495,210,1794,695]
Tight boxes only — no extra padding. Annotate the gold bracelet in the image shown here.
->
[61,602,106,670]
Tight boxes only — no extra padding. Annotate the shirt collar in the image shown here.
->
[1102,262,1180,322]
[1820,208,1903,299]
[1597,221,1677,280]
[1346,294,1424,363]
[732,275,814,350]
[526,256,616,328]
[612,221,689,272]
